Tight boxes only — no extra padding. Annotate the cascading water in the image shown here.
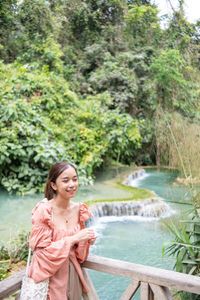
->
[89,198,175,224]
[89,169,175,223]
[125,169,149,187]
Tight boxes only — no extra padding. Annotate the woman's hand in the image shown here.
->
[88,236,97,245]
[71,228,96,245]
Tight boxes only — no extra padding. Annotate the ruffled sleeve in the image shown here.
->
[29,201,72,283]
[79,202,91,228]
[75,203,92,263]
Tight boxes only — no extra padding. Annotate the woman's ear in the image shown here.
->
[50,181,57,191]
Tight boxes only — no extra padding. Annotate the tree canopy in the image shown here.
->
[0,0,200,193]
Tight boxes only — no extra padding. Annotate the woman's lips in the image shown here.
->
[67,190,76,194]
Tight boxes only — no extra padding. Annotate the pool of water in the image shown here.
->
[132,168,191,204]
[89,217,174,299]
[87,167,191,299]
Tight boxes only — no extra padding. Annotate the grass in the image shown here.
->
[84,179,155,207]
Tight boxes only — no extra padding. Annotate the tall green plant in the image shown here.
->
[162,206,200,299]
[154,110,200,180]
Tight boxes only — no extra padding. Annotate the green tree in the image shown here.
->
[125,4,161,47]
[0,0,19,62]
[88,53,138,112]
[18,0,53,40]
[149,49,197,115]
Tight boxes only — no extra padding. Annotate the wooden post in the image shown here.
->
[82,268,100,300]
[141,282,150,300]
[119,279,140,300]
[150,284,173,300]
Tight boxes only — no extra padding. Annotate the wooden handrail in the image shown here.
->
[0,269,25,300]
[0,255,200,299]
[82,255,200,295]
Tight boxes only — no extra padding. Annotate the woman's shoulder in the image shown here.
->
[31,198,53,228]
[79,202,91,223]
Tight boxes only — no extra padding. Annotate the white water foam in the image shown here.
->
[89,198,175,221]
[88,213,172,244]
[126,169,149,187]
[90,203,175,224]
[96,215,161,223]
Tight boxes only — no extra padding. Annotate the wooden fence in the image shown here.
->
[0,255,200,299]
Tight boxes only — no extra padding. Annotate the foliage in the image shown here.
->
[7,231,30,262]
[0,0,200,193]
[0,63,78,193]
[165,10,200,61]
[0,262,9,281]
[0,0,19,62]
[0,62,141,193]
[149,49,198,115]
[50,0,125,50]
[154,110,200,179]
[18,0,53,40]
[125,4,161,47]
[70,95,141,170]
[0,245,10,261]
[163,212,200,275]
[163,205,200,300]
[88,53,138,112]
[0,231,30,281]
[18,37,64,73]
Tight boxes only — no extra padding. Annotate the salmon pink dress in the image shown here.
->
[29,199,91,300]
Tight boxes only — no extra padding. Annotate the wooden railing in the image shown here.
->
[0,255,200,299]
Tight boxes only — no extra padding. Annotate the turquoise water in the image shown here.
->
[87,168,189,299]
[134,168,191,204]
[0,167,189,299]
[88,218,174,299]
[0,167,130,240]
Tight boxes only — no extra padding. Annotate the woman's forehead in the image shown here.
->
[59,167,77,178]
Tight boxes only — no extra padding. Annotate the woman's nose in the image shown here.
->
[69,180,75,187]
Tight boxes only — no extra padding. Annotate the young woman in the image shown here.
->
[29,162,97,300]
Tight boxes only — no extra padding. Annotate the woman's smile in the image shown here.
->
[50,166,79,200]
[67,189,76,195]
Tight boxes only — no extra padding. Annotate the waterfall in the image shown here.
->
[87,169,175,224]
[125,169,148,187]
[89,198,174,223]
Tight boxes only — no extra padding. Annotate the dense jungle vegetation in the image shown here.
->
[0,0,200,194]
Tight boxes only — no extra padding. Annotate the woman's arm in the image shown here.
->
[29,223,73,282]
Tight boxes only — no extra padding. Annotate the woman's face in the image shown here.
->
[51,166,79,199]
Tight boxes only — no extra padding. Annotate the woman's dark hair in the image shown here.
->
[45,162,78,200]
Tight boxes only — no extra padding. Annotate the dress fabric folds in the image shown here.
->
[29,199,91,300]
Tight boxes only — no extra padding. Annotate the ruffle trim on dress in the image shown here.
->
[31,199,54,229]
[79,203,91,223]
[31,200,91,229]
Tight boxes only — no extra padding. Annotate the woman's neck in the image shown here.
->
[53,195,71,210]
